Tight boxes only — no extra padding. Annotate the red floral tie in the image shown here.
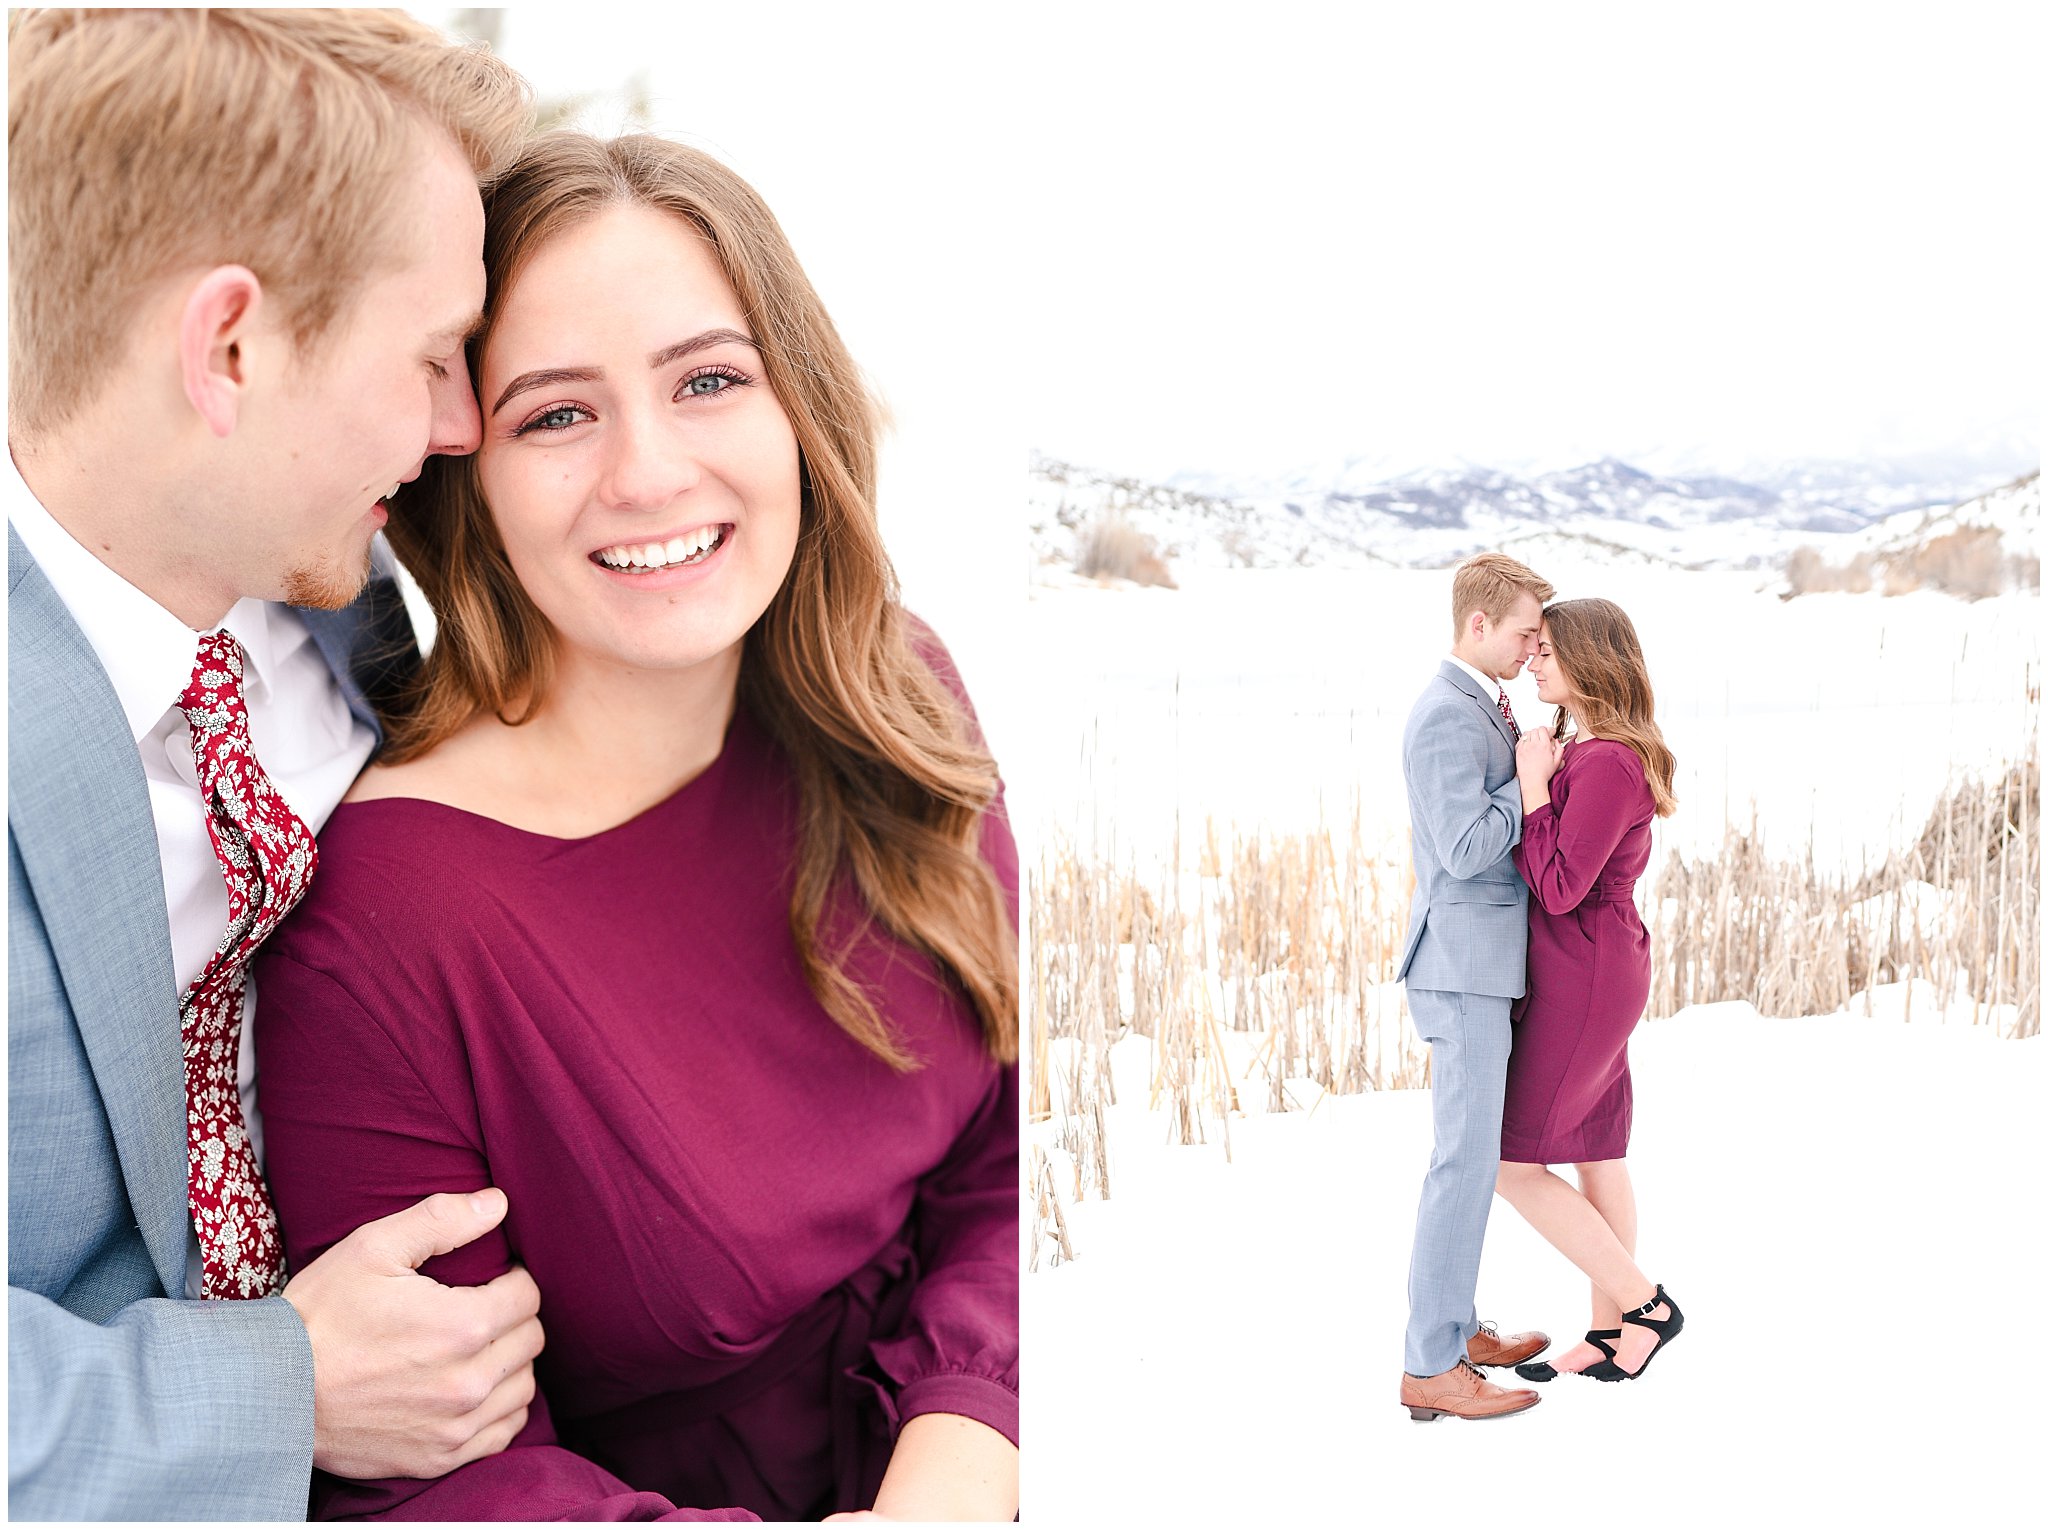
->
[175,631,319,1299]
[1496,686,1520,740]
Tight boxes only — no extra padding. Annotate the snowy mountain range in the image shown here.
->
[1029,451,2039,581]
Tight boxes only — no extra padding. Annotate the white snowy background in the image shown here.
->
[1021,551,2039,1523]
[1009,3,2044,1526]
[414,6,2045,1524]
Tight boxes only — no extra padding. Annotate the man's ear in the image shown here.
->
[178,265,264,439]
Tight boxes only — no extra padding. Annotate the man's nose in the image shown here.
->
[429,353,484,458]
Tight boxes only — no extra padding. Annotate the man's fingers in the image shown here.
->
[481,1315,546,1387]
[467,1263,544,1334]
[350,1189,510,1272]
[443,1367,538,1469]
[444,1404,530,1472]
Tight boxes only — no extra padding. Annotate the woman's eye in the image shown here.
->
[514,404,592,436]
[679,368,746,399]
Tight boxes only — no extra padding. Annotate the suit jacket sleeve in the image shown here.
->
[1406,701,1523,880]
[7,1283,315,1520]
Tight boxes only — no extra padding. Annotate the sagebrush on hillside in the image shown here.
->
[1075,509,1177,588]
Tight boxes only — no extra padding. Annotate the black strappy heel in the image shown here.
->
[1516,1327,1619,1382]
[1585,1285,1684,1382]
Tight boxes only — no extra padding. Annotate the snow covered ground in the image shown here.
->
[1017,566,2041,1522]
[1010,564,2037,872]
[1026,996,2044,1522]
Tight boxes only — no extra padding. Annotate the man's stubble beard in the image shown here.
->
[280,544,374,611]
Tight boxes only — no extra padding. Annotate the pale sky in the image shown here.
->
[1015,1,2043,482]
[436,1,2042,504]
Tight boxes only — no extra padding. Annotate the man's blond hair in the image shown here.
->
[8,8,533,439]
[1450,551,1555,639]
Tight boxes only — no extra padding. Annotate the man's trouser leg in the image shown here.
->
[1402,987,1513,1377]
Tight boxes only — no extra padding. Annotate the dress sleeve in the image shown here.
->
[1512,744,1647,916]
[864,1060,1021,1446]
[866,616,1019,1444]
[255,949,757,1523]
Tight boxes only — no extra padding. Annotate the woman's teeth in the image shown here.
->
[596,526,726,571]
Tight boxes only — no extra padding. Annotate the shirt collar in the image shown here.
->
[7,453,300,739]
[1447,652,1502,697]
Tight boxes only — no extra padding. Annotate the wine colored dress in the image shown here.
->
[254,689,1018,1522]
[1500,737,1656,1165]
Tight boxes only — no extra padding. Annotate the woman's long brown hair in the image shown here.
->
[1543,598,1678,818]
[381,133,1016,1068]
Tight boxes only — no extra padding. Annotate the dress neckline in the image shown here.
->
[332,704,758,847]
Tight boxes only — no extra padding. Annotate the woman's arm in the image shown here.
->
[821,1413,1017,1523]
[853,1058,1020,1521]
[1512,745,1646,915]
[257,950,756,1523]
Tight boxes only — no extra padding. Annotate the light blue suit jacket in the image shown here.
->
[1395,660,1530,999]
[7,525,409,1520]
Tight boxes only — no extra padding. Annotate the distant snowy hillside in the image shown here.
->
[1852,471,2039,556]
[1030,452,2039,584]
[1771,473,2039,600]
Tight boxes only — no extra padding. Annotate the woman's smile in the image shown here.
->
[589,521,733,575]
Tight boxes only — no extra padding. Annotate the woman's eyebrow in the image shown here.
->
[646,328,758,370]
[491,330,760,418]
[492,366,602,417]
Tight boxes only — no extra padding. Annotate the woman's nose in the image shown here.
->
[599,410,702,512]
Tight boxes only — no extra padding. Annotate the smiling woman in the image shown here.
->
[250,133,1020,1523]
[473,203,802,687]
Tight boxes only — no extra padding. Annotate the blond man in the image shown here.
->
[1394,552,1555,1421]
[7,11,544,1516]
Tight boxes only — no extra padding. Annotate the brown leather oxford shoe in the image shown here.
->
[1401,1358,1541,1421]
[1465,1320,1550,1368]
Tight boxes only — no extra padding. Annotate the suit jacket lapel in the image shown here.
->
[8,532,192,1295]
[1437,659,1518,752]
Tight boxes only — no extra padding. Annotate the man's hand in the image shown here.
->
[1515,727,1563,786]
[281,1189,544,1480]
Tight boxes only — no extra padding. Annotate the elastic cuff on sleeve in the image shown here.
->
[896,1373,1019,1448]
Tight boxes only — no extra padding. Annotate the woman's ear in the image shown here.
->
[177,265,264,439]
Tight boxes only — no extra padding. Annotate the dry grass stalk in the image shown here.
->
[1028,740,2038,1254]
[1650,742,2038,1038]
[1027,1146,1075,1272]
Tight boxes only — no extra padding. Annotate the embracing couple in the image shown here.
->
[10,9,1016,1520]
[1395,552,1684,1421]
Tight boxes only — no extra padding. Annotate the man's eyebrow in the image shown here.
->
[491,330,760,418]
[426,312,487,351]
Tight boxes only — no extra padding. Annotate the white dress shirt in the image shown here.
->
[8,458,376,1296]
[1448,652,1509,706]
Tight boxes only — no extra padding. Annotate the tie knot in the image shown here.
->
[177,630,254,775]
[178,628,247,719]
